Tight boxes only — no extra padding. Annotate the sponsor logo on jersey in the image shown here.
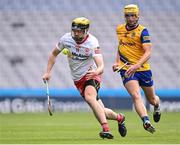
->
[71,52,89,60]
[117,32,129,37]
[119,39,136,46]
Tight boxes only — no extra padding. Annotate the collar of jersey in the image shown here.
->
[125,24,139,31]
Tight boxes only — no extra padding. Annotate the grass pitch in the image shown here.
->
[0,111,180,144]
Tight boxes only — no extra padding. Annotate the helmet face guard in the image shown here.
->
[72,23,89,30]
[124,4,139,27]
[71,17,90,43]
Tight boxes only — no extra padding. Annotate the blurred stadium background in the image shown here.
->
[0,0,180,113]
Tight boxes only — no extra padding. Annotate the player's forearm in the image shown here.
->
[93,55,104,75]
[137,50,151,67]
[46,48,60,73]
[136,44,152,67]
[96,64,104,75]
[46,54,56,73]
[115,50,120,63]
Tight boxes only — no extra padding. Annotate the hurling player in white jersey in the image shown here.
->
[43,17,127,139]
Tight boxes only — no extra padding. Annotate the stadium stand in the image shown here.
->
[0,0,180,89]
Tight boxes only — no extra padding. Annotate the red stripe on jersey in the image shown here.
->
[95,49,101,54]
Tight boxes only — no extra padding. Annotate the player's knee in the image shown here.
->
[84,93,95,103]
[130,91,141,102]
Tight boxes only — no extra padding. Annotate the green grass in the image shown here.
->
[0,111,180,144]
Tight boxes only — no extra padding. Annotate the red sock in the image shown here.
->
[117,114,123,123]
[101,123,110,132]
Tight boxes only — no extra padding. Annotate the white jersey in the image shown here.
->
[56,32,101,81]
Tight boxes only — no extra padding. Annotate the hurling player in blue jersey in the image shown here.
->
[113,4,161,134]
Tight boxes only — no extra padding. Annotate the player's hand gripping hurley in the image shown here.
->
[45,80,53,116]
[115,62,128,72]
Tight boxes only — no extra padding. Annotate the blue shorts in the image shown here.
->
[119,70,154,87]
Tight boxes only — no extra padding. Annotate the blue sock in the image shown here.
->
[141,116,149,123]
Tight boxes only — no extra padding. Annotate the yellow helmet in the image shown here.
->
[72,17,90,30]
[124,4,139,16]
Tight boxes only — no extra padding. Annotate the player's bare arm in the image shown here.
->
[93,54,104,74]
[86,51,104,80]
[137,44,152,67]
[43,47,61,81]
[112,50,121,71]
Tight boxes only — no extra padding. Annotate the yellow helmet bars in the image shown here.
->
[72,17,90,30]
